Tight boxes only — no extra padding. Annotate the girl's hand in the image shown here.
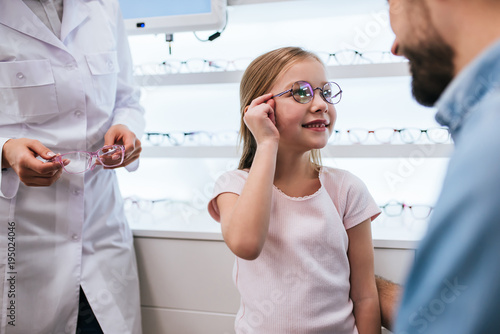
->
[243,93,280,145]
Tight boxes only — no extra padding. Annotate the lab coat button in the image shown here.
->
[16,72,25,80]
[74,110,83,118]
[71,234,79,241]
[65,63,76,70]
[73,189,81,196]
[107,60,114,70]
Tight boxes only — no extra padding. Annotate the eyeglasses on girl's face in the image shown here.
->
[272,81,342,105]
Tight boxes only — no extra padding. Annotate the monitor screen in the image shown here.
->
[120,0,211,19]
[119,0,226,35]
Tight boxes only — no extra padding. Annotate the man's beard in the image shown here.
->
[403,40,455,107]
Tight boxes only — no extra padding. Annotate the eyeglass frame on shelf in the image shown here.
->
[144,130,240,146]
[316,49,405,66]
[160,58,211,74]
[396,127,451,144]
[345,127,450,144]
[379,200,433,219]
[144,131,215,146]
[124,197,172,212]
[134,50,406,77]
[159,57,253,74]
[347,128,397,144]
[317,49,370,66]
[205,58,253,72]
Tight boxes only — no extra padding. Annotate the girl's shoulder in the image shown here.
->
[216,169,249,181]
[320,166,369,194]
[213,169,250,191]
[321,166,380,227]
[320,166,359,183]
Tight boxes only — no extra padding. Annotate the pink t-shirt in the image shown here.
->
[208,166,381,334]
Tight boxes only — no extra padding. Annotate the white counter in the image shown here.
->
[130,210,425,250]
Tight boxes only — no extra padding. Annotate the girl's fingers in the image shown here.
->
[248,93,274,108]
[266,98,275,109]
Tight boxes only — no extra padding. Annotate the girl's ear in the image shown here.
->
[244,106,249,113]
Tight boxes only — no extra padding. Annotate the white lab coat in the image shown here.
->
[0,1,145,333]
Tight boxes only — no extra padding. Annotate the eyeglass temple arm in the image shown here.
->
[272,89,292,99]
[332,90,342,98]
[89,151,102,171]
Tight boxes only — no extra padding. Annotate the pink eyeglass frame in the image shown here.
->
[51,144,125,174]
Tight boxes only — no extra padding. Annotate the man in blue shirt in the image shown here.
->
[382,0,500,333]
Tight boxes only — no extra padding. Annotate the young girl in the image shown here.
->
[208,47,381,334]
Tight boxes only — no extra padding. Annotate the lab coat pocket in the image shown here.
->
[0,59,58,119]
[85,51,120,107]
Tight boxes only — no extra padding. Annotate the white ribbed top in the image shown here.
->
[209,167,380,334]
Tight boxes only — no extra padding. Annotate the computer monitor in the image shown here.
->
[119,0,227,35]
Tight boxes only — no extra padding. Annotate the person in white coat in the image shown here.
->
[0,1,144,333]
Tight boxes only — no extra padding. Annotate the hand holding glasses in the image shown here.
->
[50,144,125,174]
[273,81,342,105]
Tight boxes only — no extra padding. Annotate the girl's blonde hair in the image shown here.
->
[238,46,324,170]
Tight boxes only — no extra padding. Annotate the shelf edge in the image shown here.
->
[140,144,453,158]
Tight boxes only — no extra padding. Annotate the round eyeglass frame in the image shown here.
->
[272,81,342,105]
[380,201,433,220]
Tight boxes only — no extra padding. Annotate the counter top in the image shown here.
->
[130,211,424,250]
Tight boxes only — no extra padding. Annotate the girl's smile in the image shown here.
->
[302,119,330,131]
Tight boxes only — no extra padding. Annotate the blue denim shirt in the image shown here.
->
[395,39,500,334]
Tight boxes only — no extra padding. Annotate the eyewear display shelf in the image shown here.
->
[137,62,453,159]
[131,61,439,334]
[134,61,410,86]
